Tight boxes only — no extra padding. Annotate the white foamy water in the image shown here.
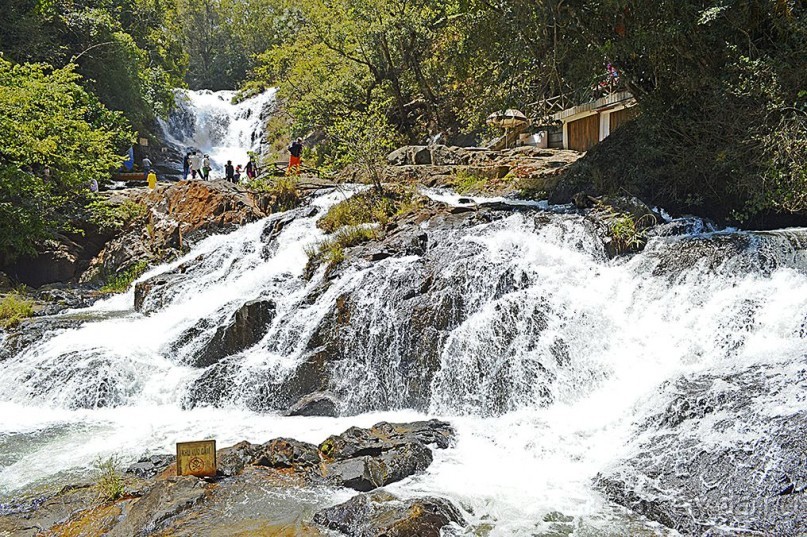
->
[158,89,276,177]
[2,94,806,535]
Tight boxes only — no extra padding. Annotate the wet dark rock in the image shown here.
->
[313,490,466,536]
[0,484,98,536]
[316,421,452,491]
[217,441,260,477]
[254,438,321,469]
[597,365,807,535]
[0,317,84,362]
[186,299,276,368]
[322,442,433,492]
[134,272,191,314]
[126,454,175,479]
[32,285,100,316]
[287,391,340,417]
[107,476,207,537]
[369,420,456,450]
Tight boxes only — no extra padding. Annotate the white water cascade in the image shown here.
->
[1,97,805,535]
[158,89,276,177]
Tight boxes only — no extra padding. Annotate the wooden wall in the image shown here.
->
[609,106,639,132]
[567,114,599,152]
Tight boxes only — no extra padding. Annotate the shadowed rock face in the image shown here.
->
[596,364,807,535]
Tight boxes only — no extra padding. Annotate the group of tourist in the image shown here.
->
[142,137,305,189]
[182,151,213,181]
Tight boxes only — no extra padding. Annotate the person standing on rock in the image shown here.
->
[191,152,203,180]
[147,169,157,190]
[183,152,191,180]
[142,155,152,180]
[234,164,242,183]
[202,154,211,180]
[288,138,303,174]
[225,160,235,182]
[245,158,257,180]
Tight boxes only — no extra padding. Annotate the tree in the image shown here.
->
[0,59,132,260]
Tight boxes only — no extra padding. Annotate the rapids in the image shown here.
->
[1,91,805,535]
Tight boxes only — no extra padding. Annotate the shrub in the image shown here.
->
[0,293,34,329]
[247,176,301,212]
[307,225,379,268]
[452,169,487,194]
[87,198,148,233]
[318,188,421,233]
[93,456,124,502]
[101,260,149,293]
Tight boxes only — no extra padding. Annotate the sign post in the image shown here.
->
[176,440,217,478]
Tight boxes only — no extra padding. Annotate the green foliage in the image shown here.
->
[87,199,148,232]
[328,107,401,189]
[0,0,184,131]
[176,0,302,90]
[246,176,302,211]
[101,260,149,293]
[0,293,35,329]
[93,456,125,502]
[307,225,379,268]
[452,169,487,194]
[0,59,132,260]
[318,188,420,233]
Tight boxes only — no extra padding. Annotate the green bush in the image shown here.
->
[0,293,34,329]
[87,199,148,233]
[307,225,379,268]
[247,176,302,212]
[93,456,124,503]
[319,188,420,233]
[452,169,487,194]
[101,260,149,294]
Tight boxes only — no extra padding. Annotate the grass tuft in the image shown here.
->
[0,292,34,329]
[94,456,125,503]
[100,260,149,294]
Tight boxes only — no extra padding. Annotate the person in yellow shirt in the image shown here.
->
[147,170,157,190]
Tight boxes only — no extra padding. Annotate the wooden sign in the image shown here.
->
[176,440,217,477]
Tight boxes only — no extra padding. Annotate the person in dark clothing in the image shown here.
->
[182,152,191,180]
[288,138,303,173]
[245,159,257,180]
[225,160,234,182]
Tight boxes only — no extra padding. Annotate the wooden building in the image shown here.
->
[550,92,638,152]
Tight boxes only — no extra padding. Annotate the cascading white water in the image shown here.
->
[158,89,276,177]
[1,185,804,533]
[2,97,806,535]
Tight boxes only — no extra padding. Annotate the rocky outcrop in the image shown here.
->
[181,299,275,368]
[596,365,807,535]
[0,421,459,536]
[81,181,278,285]
[338,145,580,197]
[313,490,465,537]
[287,391,341,417]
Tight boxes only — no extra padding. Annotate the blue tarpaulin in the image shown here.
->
[123,146,134,171]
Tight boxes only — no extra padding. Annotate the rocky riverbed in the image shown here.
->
[0,420,464,536]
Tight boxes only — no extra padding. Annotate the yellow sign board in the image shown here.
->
[176,440,217,477]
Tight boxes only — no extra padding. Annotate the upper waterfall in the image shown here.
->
[158,89,276,177]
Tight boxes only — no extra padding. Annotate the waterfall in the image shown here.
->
[157,89,276,177]
[1,186,804,532]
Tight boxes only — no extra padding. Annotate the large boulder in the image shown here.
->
[596,365,807,535]
[185,299,276,368]
[287,391,341,417]
[313,491,465,537]
[322,442,432,492]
